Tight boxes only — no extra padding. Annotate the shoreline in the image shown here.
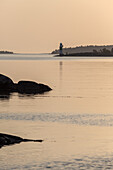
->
[0,51,13,54]
[55,54,113,57]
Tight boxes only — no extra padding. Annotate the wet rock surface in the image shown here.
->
[0,133,43,148]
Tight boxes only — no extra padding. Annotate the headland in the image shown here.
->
[52,45,113,57]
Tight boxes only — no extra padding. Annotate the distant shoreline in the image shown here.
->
[55,50,113,57]
[0,51,13,54]
[52,45,113,56]
[0,52,51,55]
[55,53,113,57]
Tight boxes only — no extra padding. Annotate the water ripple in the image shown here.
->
[4,155,113,169]
[1,112,113,126]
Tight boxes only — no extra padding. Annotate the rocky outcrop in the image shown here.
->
[0,74,52,94]
[17,81,51,94]
[0,74,14,92]
[0,133,43,148]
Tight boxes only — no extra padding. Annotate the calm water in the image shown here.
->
[1,54,113,169]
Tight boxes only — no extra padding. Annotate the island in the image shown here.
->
[52,45,113,57]
[0,51,13,54]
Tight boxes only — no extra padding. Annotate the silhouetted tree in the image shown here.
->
[93,49,98,54]
[111,48,113,54]
[100,48,111,55]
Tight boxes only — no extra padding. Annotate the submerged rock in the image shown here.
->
[0,133,43,148]
[0,74,52,94]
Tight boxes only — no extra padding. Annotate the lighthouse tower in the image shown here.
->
[59,43,63,56]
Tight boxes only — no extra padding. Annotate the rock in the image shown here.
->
[0,74,14,92]
[17,81,52,94]
[0,133,43,148]
[0,74,52,94]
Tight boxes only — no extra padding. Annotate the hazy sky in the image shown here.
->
[0,0,113,53]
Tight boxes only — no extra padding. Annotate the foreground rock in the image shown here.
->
[0,74,14,92]
[0,74,52,94]
[17,81,51,94]
[0,133,43,148]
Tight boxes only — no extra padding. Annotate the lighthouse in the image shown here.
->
[59,43,63,56]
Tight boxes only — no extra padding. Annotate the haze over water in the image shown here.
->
[1,0,113,169]
[1,54,113,169]
[1,0,113,53]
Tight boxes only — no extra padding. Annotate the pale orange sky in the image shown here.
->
[0,0,113,53]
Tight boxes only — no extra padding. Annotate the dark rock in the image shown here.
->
[0,133,43,148]
[17,81,52,94]
[0,74,52,94]
[0,74,14,92]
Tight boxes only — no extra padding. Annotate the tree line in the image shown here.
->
[93,48,113,55]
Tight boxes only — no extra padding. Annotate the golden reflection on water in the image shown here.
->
[1,58,113,169]
[1,120,113,169]
[0,59,113,113]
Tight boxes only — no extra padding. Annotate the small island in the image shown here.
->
[0,51,13,54]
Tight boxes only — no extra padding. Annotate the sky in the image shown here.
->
[0,0,113,53]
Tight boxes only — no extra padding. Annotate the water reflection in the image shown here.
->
[59,61,63,92]
[59,61,63,81]
[18,93,36,99]
[0,91,11,100]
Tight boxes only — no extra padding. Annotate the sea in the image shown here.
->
[1,53,113,169]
